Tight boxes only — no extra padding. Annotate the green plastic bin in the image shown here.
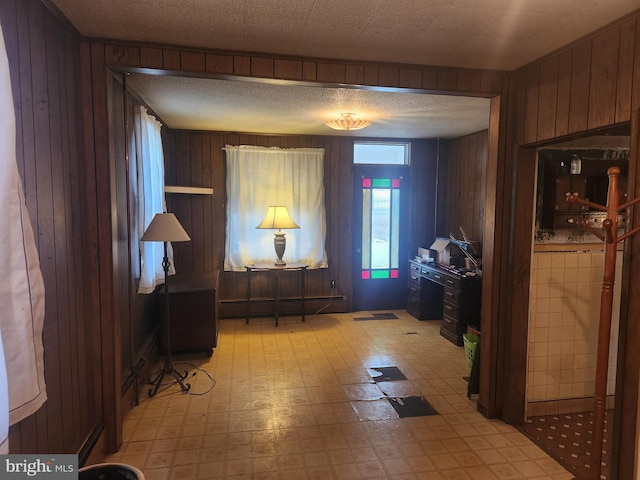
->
[463,334,478,368]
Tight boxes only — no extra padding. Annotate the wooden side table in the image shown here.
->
[160,271,219,356]
[245,263,308,326]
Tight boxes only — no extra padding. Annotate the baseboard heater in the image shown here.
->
[219,294,347,306]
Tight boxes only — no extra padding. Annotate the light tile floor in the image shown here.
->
[98,311,572,480]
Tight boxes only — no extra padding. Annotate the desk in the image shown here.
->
[407,260,481,345]
[245,263,308,326]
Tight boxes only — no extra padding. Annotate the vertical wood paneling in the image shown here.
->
[568,41,592,134]
[510,11,639,144]
[1,0,103,456]
[523,64,540,144]
[30,0,61,451]
[441,131,488,246]
[174,131,194,276]
[505,9,640,474]
[537,57,559,141]
[555,50,573,138]
[189,133,205,271]
[634,18,640,111]
[89,40,122,453]
[98,42,505,97]
[588,29,620,129]
[616,19,636,123]
[162,132,438,313]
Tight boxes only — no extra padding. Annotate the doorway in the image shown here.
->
[352,165,410,311]
[518,128,631,479]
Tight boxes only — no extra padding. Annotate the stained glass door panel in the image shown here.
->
[353,167,408,311]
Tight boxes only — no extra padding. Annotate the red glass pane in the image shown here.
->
[392,178,400,188]
[390,269,399,278]
[361,270,370,279]
[362,178,372,188]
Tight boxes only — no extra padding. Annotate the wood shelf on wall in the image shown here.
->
[164,185,213,195]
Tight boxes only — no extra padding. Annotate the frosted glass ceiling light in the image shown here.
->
[325,113,371,131]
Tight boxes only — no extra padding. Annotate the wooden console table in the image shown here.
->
[245,263,308,326]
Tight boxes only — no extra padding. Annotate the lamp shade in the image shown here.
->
[141,213,191,242]
[256,206,299,230]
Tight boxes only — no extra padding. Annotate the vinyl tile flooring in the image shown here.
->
[95,311,573,480]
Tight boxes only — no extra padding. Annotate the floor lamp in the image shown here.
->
[141,212,191,397]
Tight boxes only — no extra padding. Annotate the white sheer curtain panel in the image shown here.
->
[225,145,328,271]
[0,22,47,449]
[135,106,174,294]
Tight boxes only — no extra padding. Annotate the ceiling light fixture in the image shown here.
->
[325,113,371,131]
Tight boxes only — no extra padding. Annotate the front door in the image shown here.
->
[353,165,409,311]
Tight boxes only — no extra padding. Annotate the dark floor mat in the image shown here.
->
[371,366,407,382]
[517,410,612,479]
[387,396,438,418]
[353,312,398,320]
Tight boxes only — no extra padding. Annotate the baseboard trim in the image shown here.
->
[78,423,105,467]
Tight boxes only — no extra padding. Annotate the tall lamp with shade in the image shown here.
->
[141,212,191,397]
[256,206,299,266]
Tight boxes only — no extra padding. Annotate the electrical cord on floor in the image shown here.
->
[314,284,335,315]
[141,361,217,400]
[174,361,217,395]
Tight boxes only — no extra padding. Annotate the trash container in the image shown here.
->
[79,463,145,480]
[463,333,478,368]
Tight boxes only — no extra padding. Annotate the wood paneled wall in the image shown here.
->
[438,131,488,245]
[0,0,103,457]
[110,75,159,404]
[505,9,640,478]
[510,12,640,145]
[162,129,439,316]
[101,47,504,98]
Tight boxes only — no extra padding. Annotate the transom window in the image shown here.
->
[354,142,410,165]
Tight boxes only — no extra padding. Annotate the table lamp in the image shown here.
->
[141,212,191,396]
[256,206,299,266]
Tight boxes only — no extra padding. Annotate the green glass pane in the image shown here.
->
[371,270,390,279]
[372,178,391,188]
[362,188,371,269]
[391,188,400,269]
[371,188,390,269]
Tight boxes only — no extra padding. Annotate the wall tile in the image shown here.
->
[527,249,620,411]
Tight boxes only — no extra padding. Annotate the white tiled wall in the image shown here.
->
[527,249,622,415]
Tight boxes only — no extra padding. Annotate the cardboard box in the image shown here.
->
[429,238,452,266]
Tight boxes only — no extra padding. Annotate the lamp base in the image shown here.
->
[274,231,287,266]
[147,355,191,397]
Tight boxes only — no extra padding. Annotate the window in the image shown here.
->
[224,145,328,271]
[354,142,410,165]
[134,106,172,294]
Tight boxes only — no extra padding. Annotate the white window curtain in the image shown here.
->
[225,145,328,271]
[135,106,174,294]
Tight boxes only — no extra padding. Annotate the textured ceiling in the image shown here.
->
[49,0,639,138]
[50,0,639,70]
[126,74,491,138]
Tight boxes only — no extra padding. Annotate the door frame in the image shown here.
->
[352,164,411,312]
